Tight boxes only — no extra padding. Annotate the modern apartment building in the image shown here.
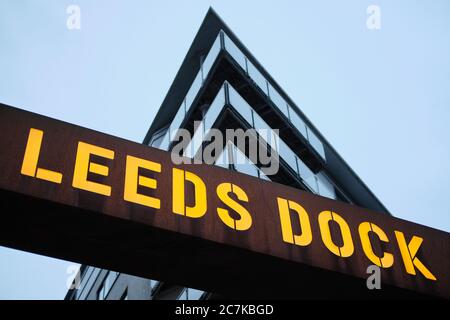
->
[65,8,390,300]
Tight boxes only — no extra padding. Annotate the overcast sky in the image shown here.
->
[0,0,449,299]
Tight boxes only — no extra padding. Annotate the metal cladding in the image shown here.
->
[0,103,449,299]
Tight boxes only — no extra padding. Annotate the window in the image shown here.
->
[149,127,168,148]
[177,288,188,300]
[316,172,336,200]
[97,284,106,300]
[214,143,231,169]
[267,83,289,117]
[187,288,204,300]
[177,288,205,300]
[232,144,259,178]
[202,32,222,80]
[120,288,128,300]
[288,106,308,139]
[96,271,119,300]
[247,61,268,96]
[306,127,326,160]
[185,71,203,113]
[223,33,247,72]
[149,279,157,291]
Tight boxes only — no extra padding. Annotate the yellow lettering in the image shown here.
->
[359,222,394,268]
[217,183,252,231]
[124,155,161,209]
[21,128,62,184]
[72,142,114,196]
[394,231,436,280]
[318,211,354,257]
[277,197,312,246]
[172,168,207,218]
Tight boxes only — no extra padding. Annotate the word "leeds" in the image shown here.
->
[20,128,436,281]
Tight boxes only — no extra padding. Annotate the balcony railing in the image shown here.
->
[181,81,336,200]
[157,30,326,161]
[215,141,271,181]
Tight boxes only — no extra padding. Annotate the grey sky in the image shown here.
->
[0,0,449,299]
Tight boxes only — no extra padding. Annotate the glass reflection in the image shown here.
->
[316,172,336,199]
[224,33,247,72]
[185,71,202,113]
[228,85,253,124]
[306,127,326,160]
[268,83,289,117]
[247,61,268,95]
[288,105,308,139]
[202,34,222,80]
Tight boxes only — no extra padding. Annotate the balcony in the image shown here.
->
[154,30,327,171]
[179,81,336,200]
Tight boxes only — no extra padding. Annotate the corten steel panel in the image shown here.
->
[0,103,449,299]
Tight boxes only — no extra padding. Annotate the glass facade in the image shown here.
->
[156,30,327,164]
[158,128,170,151]
[149,127,167,148]
[214,143,271,181]
[296,157,318,193]
[185,71,203,115]
[288,105,308,139]
[177,288,205,300]
[223,33,247,72]
[316,172,336,200]
[202,34,222,80]
[220,31,326,161]
[169,99,186,143]
[204,86,226,129]
[184,120,204,159]
[180,81,336,199]
[306,127,326,160]
[69,15,364,301]
[70,267,101,300]
[232,144,260,178]
[247,61,269,95]
[97,271,119,300]
[214,144,230,169]
[268,83,289,118]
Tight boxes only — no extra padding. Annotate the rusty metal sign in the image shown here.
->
[0,103,448,299]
